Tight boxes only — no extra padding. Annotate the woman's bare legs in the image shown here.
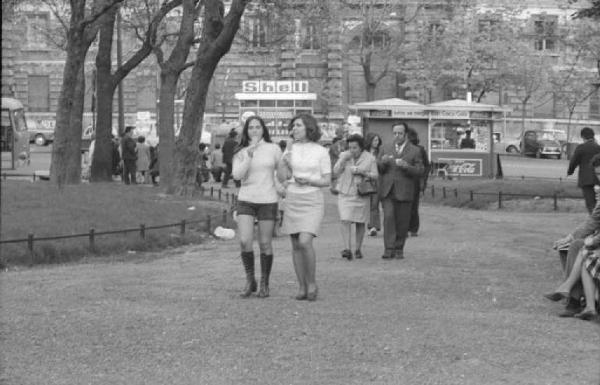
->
[297,232,317,299]
[554,249,587,294]
[291,234,307,298]
[579,267,598,314]
[355,223,366,253]
[340,221,352,251]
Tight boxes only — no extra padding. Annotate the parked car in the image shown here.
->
[520,130,562,159]
[27,119,55,146]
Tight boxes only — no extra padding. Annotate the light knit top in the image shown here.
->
[232,141,282,203]
[285,141,331,194]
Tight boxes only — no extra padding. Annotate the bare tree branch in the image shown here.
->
[112,0,183,86]
[80,0,125,29]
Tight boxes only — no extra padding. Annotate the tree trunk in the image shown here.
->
[51,39,88,186]
[91,7,118,182]
[173,57,219,195]
[172,0,249,195]
[158,71,178,193]
[366,82,376,101]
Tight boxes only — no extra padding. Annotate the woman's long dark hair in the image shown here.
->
[239,116,272,148]
[365,132,382,155]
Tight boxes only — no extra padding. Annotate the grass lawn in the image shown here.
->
[422,176,585,211]
[0,181,231,266]
[1,203,598,384]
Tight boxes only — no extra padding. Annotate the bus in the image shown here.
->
[1,97,30,170]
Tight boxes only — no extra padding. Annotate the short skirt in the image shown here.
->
[337,193,369,223]
[280,190,324,236]
[584,251,600,280]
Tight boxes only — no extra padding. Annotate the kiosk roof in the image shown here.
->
[349,98,426,110]
[426,99,510,112]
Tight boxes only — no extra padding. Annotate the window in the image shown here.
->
[25,13,49,50]
[430,121,490,152]
[590,89,600,119]
[349,29,390,50]
[532,16,557,51]
[295,20,321,50]
[243,14,268,48]
[27,76,50,112]
[477,17,500,40]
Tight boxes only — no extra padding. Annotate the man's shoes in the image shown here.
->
[394,250,404,260]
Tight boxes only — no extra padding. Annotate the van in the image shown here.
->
[1,97,30,170]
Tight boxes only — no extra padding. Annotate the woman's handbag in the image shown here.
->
[357,178,377,196]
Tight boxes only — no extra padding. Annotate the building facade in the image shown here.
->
[1,0,598,135]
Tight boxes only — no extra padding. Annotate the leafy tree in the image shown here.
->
[570,0,600,19]
[172,0,249,195]
[151,0,202,192]
[50,0,125,186]
[91,0,181,182]
[334,0,424,101]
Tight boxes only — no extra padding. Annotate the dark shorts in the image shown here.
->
[236,200,278,221]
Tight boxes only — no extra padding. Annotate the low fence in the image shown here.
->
[0,186,238,265]
[424,184,581,210]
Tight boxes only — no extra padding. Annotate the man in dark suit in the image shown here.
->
[568,127,600,213]
[377,122,424,260]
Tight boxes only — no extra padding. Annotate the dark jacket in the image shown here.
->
[377,141,424,201]
[222,137,237,164]
[121,136,137,161]
[568,139,600,187]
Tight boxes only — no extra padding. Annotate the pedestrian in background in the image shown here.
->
[221,129,238,188]
[377,122,424,260]
[232,116,282,298]
[329,124,349,194]
[406,127,430,237]
[210,143,224,183]
[278,113,331,301]
[333,134,378,260]
[365,133,382,236]
[567,127,600,213]
[149,144,159,186]
[136,136,151,184]
[121,126,137,185]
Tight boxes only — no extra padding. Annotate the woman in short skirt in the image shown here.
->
[232,116,282,298]
[277,113,331,301]
[333,134,378,260]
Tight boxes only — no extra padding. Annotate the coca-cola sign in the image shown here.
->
[438,158,482,176]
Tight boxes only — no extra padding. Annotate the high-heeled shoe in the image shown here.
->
[306,287,318,302]
[295,293,308,300]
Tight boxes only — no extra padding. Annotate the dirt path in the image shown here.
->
[1,200,599,385]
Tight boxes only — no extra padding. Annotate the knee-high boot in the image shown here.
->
[240,251,257,298]
[258,253,273,298]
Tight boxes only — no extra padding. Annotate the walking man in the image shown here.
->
[121,126,137,185]
[568,127,600,213]
[377,122,424,260]
[221,129,238,188]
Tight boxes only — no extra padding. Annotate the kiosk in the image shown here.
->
[349,98,510,178]
[234,80,317,142]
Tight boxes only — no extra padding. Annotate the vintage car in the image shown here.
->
[520,130,562,159]
[27,119,55,146]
